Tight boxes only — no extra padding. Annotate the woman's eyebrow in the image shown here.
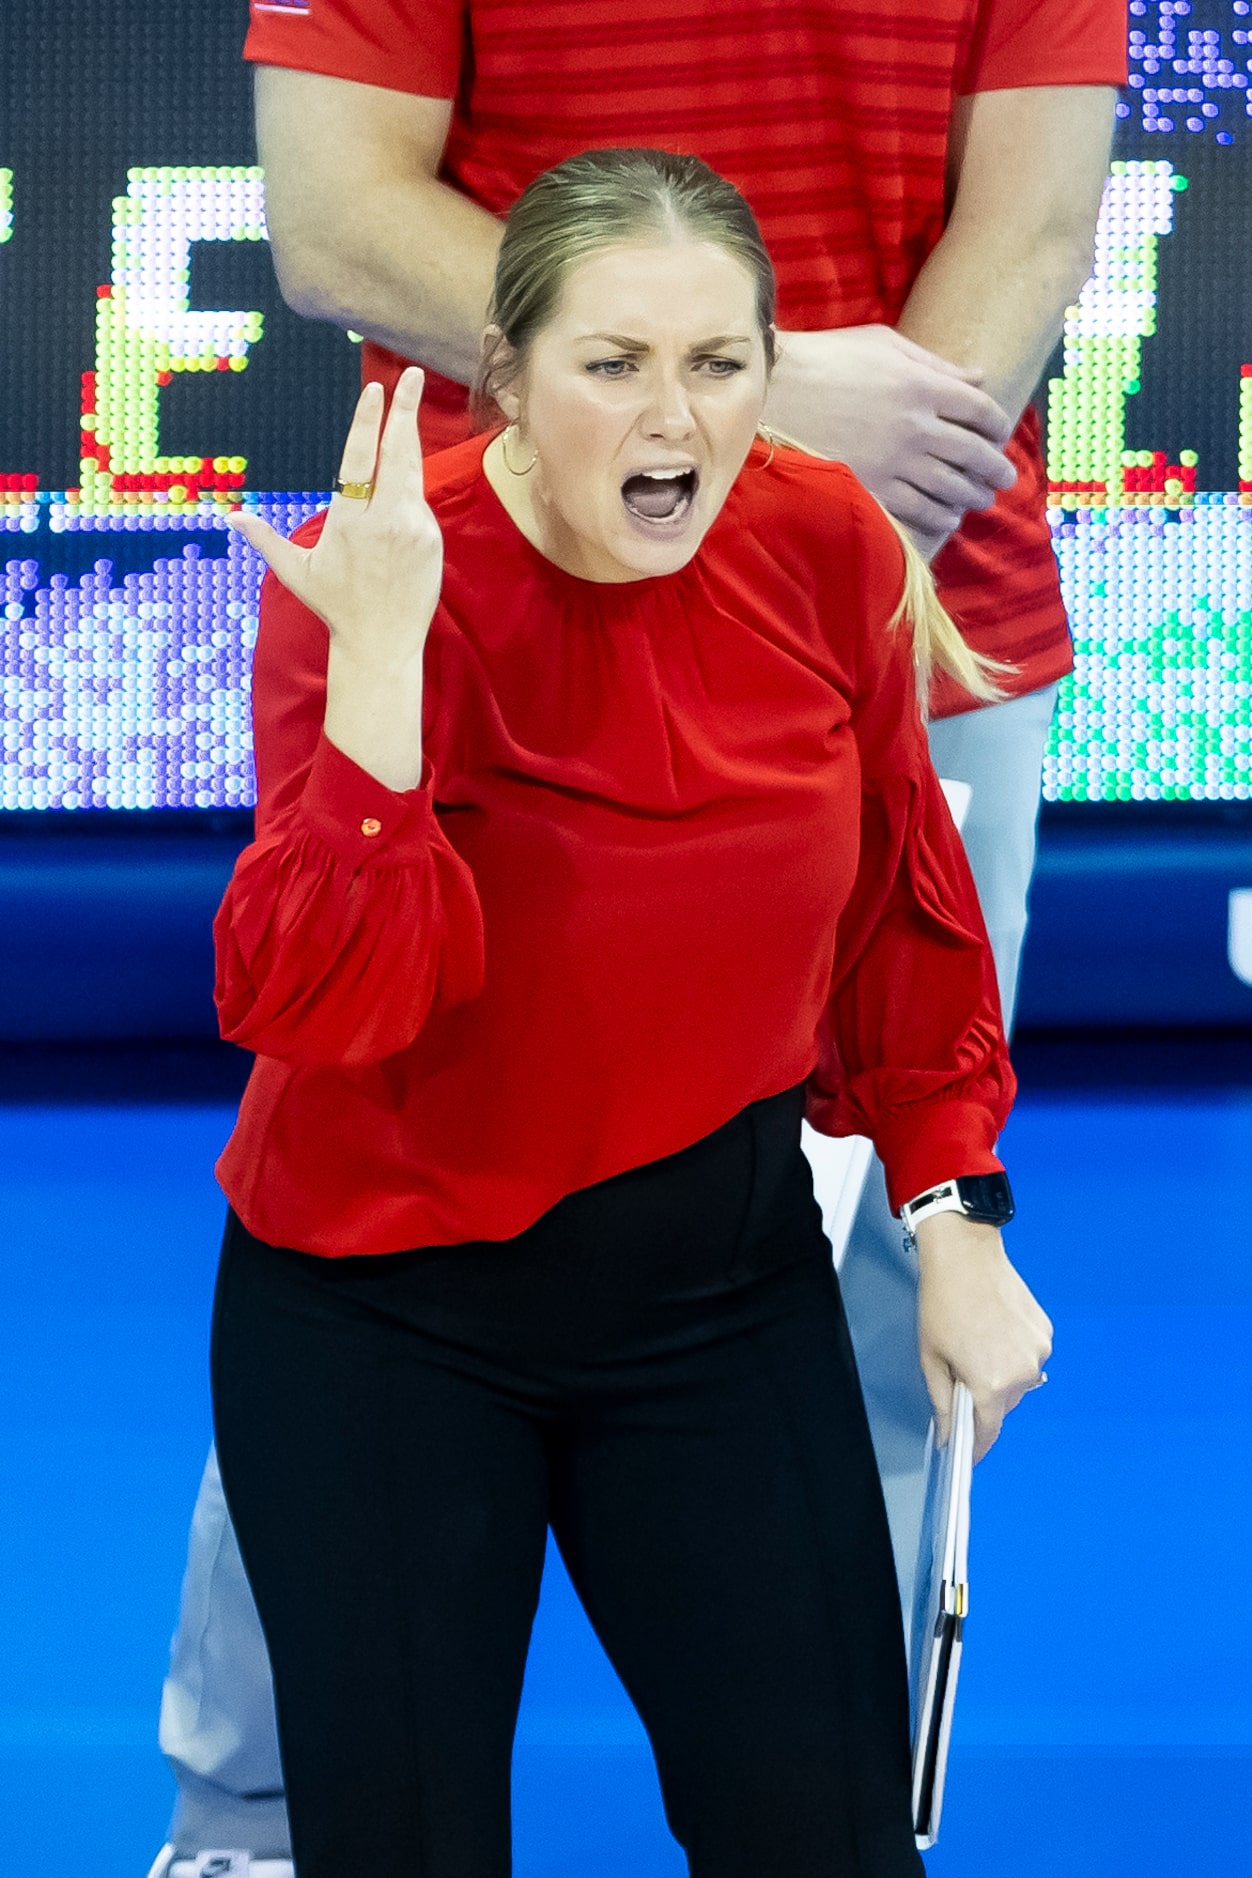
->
[577,332,650,351]
[574,332,755,351]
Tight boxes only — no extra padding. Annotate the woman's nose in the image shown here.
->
[643,374,695,439]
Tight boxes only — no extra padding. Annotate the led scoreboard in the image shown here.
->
[1047,0,1252,802]
[2,0,1252,812]
[0,0,356,815]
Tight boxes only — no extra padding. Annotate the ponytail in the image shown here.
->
[882,509,1010,712]
[757,426,1012,710]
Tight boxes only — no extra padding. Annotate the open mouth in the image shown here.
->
[621,466,699,528]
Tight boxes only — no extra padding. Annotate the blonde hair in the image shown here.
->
[884,511,1010,709]
[475,147,777,420]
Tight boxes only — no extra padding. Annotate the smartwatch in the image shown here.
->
[900,1171,1015,1240]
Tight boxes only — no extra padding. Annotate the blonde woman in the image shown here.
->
[212,149,1050,1877]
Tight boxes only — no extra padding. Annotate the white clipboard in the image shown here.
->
[798,775,976,1846]
[909,1380,975,1849]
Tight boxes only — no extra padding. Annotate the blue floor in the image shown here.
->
[1,1079,1249,1876]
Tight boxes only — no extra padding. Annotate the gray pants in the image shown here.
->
[158,683,1059,1859]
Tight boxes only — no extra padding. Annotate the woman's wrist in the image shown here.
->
[913,1210,1004,1264]
[324,641,426,793]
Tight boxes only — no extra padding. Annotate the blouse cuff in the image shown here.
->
[875,1100,1005,1217]
[298,732,438,868]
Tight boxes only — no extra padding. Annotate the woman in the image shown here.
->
[215,148,1051,1876]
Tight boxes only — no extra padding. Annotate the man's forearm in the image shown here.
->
[256,68,503,384]
[275,174,502,384]
[897,86,1116,429]
[896,218,1094,432]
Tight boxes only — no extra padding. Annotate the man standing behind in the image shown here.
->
[148,0,1124,1870]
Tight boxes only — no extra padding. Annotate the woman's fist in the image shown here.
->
[915,1213,1053,1461]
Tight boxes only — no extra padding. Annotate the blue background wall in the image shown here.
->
[1,817,1248,1042]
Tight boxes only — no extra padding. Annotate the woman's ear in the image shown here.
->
[480,325,522,422]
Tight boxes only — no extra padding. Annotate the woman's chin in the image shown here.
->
[610,500,706,575]
[538,492,712,583]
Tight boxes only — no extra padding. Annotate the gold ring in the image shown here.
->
[333,477,374,500]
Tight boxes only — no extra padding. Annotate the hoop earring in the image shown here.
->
[502,423,538,476]
[753,426,777,471]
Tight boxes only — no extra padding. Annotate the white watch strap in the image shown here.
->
[900,1179,965,1237]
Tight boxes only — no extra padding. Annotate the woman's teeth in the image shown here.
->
[621,468,696,522]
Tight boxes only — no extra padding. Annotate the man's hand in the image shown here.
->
[915,1212,1052,1461]
[764,324,1017,555]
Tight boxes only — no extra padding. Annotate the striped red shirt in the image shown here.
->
[246,0,1127,712]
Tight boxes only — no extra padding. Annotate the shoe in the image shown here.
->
[145,1849,294,1878]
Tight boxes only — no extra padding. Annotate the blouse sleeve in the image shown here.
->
[214,548,484,1067]
[805,487,1016,1213]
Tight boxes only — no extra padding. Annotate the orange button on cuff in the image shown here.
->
[360,816,382,838]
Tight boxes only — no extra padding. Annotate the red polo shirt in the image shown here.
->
[245,0,1127,712]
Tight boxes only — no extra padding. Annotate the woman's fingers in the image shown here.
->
[331,380,386,506]
[971,1397,1007,1464]
[377,366,425,457]
[965,1335,1051,1460]
[920,1351,955,1451]
[920,1350,1010,1462]
[323,369,426,516]
[374,367,429,506]
[972,1338,1050,1458]
[226,511,307,586]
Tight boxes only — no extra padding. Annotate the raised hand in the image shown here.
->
[229,367,441,793]
[764,325,1018,560]
[228,366,443,667]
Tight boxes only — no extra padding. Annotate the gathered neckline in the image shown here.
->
[464,430,762,607]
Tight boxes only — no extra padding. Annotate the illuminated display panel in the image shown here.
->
[0,0,355,813]
[1046,0,1252,801]
[1,0,1250,810]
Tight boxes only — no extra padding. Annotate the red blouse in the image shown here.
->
[214,439,1014,1258]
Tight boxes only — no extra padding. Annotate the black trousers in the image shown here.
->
[212,1085,925,1878]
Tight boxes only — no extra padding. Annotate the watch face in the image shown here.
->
[955,1173,1015,1227]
